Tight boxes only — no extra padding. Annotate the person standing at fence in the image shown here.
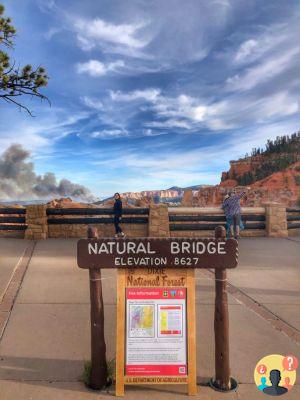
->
[222,194,233,239]
[222,188,249,239]
[113,193,125,238]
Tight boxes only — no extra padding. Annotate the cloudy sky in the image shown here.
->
[1,0,300,198]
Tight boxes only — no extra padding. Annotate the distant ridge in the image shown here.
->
[0,200,46,206]
[95,184,213,205]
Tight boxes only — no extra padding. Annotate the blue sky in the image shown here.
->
[1,0,300,198]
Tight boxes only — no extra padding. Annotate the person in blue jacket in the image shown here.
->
[113,193,125,238]
[222,188,249,239]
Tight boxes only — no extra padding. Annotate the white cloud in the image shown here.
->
[90,129,128,139]
[142,129,168,137]
[110,88,161,102]
[231,16,300,67]
[152,94,207,122]
[76,59,125,77]
[110,90,208,128]
[0,107,89,154]
[253,92,298,120]
[146,119,192,130]
[82,96,104,111]
[75,18,150,55]
[44,27,61,40]
[234,39,259,63]
[205,91,299,130]
[227,46,300,91]
[101,83,299,134]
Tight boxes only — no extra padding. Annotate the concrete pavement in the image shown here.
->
[0,239,29,300]
[0,237,299,399]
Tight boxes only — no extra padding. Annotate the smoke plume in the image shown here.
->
[0,144,96,202]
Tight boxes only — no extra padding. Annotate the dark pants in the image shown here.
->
[114,215,123,234]
[232,214,241,238]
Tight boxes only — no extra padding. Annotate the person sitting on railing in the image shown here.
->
[222,188,249,239]
[113,193,126,238]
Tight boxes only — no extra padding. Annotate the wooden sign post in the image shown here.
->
[87,227,107,389]
[77,234,238,396]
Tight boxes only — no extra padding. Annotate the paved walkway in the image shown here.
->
[0,237,299,399]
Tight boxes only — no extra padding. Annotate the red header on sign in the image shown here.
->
[126,288,186,300]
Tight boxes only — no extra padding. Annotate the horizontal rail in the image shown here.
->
[0,208,26,215]
[0,224,27,231]
[287,223,300,229]
[169,214,265,222]
[170,215,226,222]
[286,208,300,213]
[287,215,300,221]
[0,216,26,223]
[170,222,265,231]
[48,217,148,225]
[168,206,265,215]
[46,208,149,216]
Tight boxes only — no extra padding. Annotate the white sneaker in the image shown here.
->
[120,232,126,238]
[115,234,119,238]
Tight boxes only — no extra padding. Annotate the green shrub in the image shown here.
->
[82,357,116,388]
[83,360,92,387]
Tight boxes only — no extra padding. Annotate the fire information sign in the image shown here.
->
[116,267,197,396]
[125,288,187,376]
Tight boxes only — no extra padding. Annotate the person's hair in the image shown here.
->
[114,192,121,198]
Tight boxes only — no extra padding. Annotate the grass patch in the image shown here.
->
[107,357,116,385]
[82,358,116,388]
[83,360,92,387]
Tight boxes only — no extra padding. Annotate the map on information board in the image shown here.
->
[129,305,154,338]
[126,288,187,376]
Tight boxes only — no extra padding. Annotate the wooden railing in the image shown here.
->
[1,204,298,237]
[286,207,300,230]
[0,208,27,231]
[46,208,149,225]
[168,207,266,232]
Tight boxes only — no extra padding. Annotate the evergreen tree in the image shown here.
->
[0,4,49,115]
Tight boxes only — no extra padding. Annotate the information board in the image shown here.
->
[126,287,187,376]
[116,267,197,396]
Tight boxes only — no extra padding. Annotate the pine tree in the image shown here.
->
[0,4,49,115]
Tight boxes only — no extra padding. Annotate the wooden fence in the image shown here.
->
[0,204,299,238]
[0,208,27,232]
[168,207,266,234]
[286,207,300,230]
[46,208,149,225]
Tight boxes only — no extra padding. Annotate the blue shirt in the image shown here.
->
[222,192,245,217]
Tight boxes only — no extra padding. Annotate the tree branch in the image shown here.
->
[2,95,34,116]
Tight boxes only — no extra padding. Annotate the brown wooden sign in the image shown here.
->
[77,238,238,269]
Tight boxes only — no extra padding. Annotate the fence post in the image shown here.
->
[211,226,236,391]
[148,204,170,237]
[265,203,288,237]
[87,226,107,389]
[25,204,48,239]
